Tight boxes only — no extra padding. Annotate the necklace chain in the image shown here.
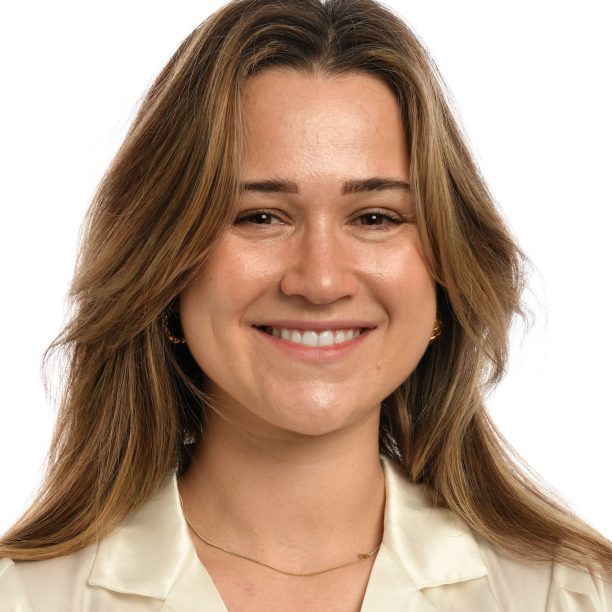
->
[178,491,381,577]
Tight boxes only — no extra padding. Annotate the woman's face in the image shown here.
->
[179,68,437,438]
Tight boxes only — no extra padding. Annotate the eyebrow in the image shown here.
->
[240,177,411,195]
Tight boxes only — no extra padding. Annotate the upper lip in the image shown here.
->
[253,320,377,331]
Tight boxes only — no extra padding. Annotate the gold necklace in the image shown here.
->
[178,492,381,577]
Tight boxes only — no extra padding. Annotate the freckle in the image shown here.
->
[240,580,256,595]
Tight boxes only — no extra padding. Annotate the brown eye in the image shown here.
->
[250,212,273,224]
[234,209,282,225]
[356,211,405,227]
[360,213,386,225]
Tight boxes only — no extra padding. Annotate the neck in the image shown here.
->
[177,409,385,574]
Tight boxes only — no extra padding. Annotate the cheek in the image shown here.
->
[181,242,272,318]
[364,239,436,311]
[178,238,285,377]
[366,242,437,371]
[178,250,257,382]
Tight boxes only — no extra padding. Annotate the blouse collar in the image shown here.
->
[87,454,488,601]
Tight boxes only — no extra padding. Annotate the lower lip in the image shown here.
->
[253,327,374,363]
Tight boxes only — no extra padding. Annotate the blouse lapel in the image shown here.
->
[360,456,499,611]
[86,470,192,597]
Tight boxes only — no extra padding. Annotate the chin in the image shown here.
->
[264,397,379,438]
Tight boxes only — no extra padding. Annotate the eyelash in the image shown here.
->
[234,208,408,229]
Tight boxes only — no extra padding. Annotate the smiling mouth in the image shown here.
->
[254,325,372,348]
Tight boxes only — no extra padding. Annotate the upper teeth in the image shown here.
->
[263,327,363,347]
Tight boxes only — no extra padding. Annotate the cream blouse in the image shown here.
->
[1,454,610,611]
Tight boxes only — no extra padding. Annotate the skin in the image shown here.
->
[177,68,437,607]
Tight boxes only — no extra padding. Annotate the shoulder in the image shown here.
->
[381,455,612,611]
[0,543,99,612]
[474,533,612,611]
[0,557,34,611]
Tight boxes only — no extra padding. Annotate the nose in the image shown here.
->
[279,222,359,304]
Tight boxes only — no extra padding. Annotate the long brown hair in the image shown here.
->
[2,0,611,579]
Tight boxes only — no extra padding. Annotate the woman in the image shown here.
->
[1,0,610,610]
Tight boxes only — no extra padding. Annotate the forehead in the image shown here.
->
[240,69,410,182]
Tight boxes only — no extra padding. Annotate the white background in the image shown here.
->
[1,1,610,539]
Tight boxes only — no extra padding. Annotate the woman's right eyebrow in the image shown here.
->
[240,179,298,194]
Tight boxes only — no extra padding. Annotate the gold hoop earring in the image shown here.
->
[163,311,187,344]
[429,318,442,343]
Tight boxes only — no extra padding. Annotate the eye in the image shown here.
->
[234,209,283,226]
[354,210,406,228]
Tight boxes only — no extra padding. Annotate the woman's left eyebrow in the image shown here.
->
[240,177,411,195]
[343,177,412,194]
